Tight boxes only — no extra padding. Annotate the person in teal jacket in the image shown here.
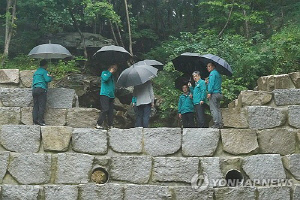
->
[207,62,223,128]
[32,59,52,126]
[188,71,207,128]
[178,84,194,128]
[96,64,118,129]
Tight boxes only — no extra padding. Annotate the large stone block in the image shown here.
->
[47,88,76,108]
[41,126,72,152]
[288,106,300,128]
[221,108,248,128]
[283,154,300,180]
[221,129,258,155]
[257,186,291,200]
[273,89,300,106]
[257,128,296,155]
[19,70,35,88]
[153,157,199,183]
[242,154,286,185]
[294,185,300,200]
[214,187,256,200]
[0,125,40,153]
[124,185,172,200]
[8,153,52,184]
[200,157,223,187]
[182,128,220,156]
[0,152,9,183]
[0,69,19,84]
[1,185,40,200]
[111,156,152,184]
[108,128,142,153]
[72,128,107,154]
[289,72,300,88]
[172,187,214,200]
[21,107,67,126]
[55,153,94,184]
[247,106,286,129]
[238,90,272,106]
[143,128,181,156]
[79,184,123,200]
[257,74,295,91]
[0,107,20,125]
[66,108,99,128]
[44,185,78,200]
[0,88,32,107]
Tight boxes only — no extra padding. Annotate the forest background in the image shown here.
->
[1,0,300,125]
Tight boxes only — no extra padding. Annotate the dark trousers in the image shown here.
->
[135,103,151,128]
[97,95,114,126]
[32,87,47,124]
[181,112,195,128]
[195,104,205,128]
[209,93,223,126]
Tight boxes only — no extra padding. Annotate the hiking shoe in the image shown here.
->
[95,124,104,129]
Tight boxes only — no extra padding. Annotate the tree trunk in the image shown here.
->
[115,23,125,47]
[109,20,118,45]
[218,1,234,38]
[243,2,250,39]
[124,0,133,55]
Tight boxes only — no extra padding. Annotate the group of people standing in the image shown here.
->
[178,62,223,129]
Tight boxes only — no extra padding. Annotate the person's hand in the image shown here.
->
[189,94,193,99]
[151,103,155,107]
[205,78,209,84]
[200,101,204,105]
[178,114,182,119]
[207,94,211,99]
[188,82,192,87]
[132,103,135,107]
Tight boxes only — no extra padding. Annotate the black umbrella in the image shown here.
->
[93,45,132,65]
[172,52,209,78]
[175,75,193,90]
[199,54,233,76]
[136,59,164,70]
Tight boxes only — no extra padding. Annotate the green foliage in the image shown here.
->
[48,59,81,80]
[1,55,37,70]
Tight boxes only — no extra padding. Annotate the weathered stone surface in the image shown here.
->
[8,153,51,184]
[258,128,296,155]
[108,128,142,153]
[0,69,19,84]
[55,153,94,184]
[238,90,272,106]
[66,108,99,128]
[242,154,286,185]
[283,154,300,180]
[0,107,20,125]
[0,152,9,183]
[221,108,248,128]
[172,187,214,200]
[153,157,199,183]
[79,184,123,200]
[258,74,295,91]
[0,88,32,107]
[144,128,181,156]
[200,157,223,187]
[41,126,72,152]
[45,185,78,200]
[214,187,256,200]
[247,106,286,129]
[288,106,300,128]
[1,185,40,200]
[221,129,258,155]
[182,128,220,156]
[293,185,300,200]
[19,70,35,88]
[273,89,300,106]
[124,185,172,200]
[72,128,107,154]
[21,107,67,126]
[0,125,40,153]
[110,156,152,184]
[257,186,291,200]
[289,72,300,88]
[47,88,76,109]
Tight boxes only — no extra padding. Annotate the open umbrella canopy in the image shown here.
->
[93,45,132,65]
[136,59,164,70]
[28,43,72,59]
[117,64,158,88]
[199,54,233,76]
[172,52,209,78]
[175,75,193,90]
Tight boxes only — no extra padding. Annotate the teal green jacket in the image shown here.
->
[178,93,194,114]
[100,70,115,98]
[132,96,137,104]
[32,67,52,90]
[189,79,207,105]
[208,69,222,94]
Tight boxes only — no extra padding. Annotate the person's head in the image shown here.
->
[192,71,201,82]
[108,64,118,74]
[182,84,189,93]
[207,62,215,72]
[40,59,48,68]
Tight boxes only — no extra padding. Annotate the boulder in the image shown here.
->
[41,126,72,152]
[79,184,123,200]
[1,185,41,200]
[45,185,78,200]
[0,69,19,84]
[273,89,300,106]
[237,90,272,106]
[19,70,35,88]
[283,154,300,180]
[289,72,300,88]
[66,108,99,128]
[0,107,20,125]
[221,107,249,128]
[288,105,300,128]
[257,74,295,91]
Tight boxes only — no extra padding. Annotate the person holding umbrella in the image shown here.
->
[188,71,207,128]
[207,62,223,128]
[96,64,118,129]
[178,84,195,128]
[32,59,53,126]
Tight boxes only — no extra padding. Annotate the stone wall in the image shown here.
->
[0,69,300,199]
